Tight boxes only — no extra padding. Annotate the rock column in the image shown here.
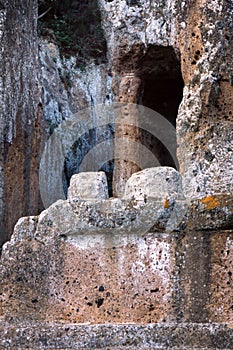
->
[112,72,143,197]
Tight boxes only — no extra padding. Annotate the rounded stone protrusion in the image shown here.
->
[123,167,184,201]
[68,172,109,200]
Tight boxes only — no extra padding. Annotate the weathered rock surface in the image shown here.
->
[0,322,233,349]
[0,0,44,245]
[99,0,233,198]
[0,0,232,348]
[0,171,232,330]
[0,170,176,324]
[68,171,109,200]
[0,3,113,245]
[1,0,232,242]
[124,167,184,201]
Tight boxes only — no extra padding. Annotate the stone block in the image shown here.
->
[0,229,173,324]
[67,171,109,200]
[173,228,233,323]
[123,167,184,201]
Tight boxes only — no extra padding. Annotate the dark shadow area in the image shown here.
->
[38,0,107,63]
[63,46,183,195]
[126,0,141,5]
[139,45,184,168]
[142,77,184,127]
[99,160,115,197]
[63,124,115,197]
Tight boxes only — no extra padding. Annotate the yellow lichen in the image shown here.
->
[201,196,220,210]
[164,197,170,209]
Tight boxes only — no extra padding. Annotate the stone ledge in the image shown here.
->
[0,322,232,349]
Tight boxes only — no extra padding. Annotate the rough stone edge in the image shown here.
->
[0,322,232,349]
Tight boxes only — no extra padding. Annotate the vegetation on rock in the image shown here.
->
[38,0,107,63]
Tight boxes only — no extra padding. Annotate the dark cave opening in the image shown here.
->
[63,45,184,197]
[138,45,184,169]
[142,77,184,128]
[63,125,115,197]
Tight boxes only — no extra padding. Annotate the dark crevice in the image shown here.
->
[63,125,115,197]
[139,45,184,169]
[142,77,184,128]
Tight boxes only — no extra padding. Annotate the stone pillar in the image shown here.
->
[112,72,143,197]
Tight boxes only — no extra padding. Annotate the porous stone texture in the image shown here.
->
[207,232,233,323]
[112,73,142,196]
[0,322,232,349]
[0,0,44,245]
[39,38,113,133]
[173,227,233,324]
[0,0,232,348]
[0,3,113,245]
[68,172,109,200]
[124,167,184,201]
[0,198,175,324]
[99,0,233,198]
[1,0,232,242]
[171,194,233,325]
[0,177,232,328]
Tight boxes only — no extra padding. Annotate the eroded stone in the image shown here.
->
[124,167,184,201]
[67,172,109,200]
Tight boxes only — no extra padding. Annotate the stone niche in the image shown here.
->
[139,46,184,169]
[110,44,184,197]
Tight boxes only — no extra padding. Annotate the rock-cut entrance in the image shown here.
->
[112,44,184,196]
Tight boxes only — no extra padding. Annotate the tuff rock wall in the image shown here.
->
[0,0,232,348]
[0,0,43,245]
[0,0,232,243]
[0,0,112,245]
[99,0,233,197]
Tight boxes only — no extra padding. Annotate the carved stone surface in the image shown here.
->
[1,231,173,324]
[0,172,232,326]
[124,167,184,201]
[99,0,233,199]
[1,0,232,242]
[68,172,109,200]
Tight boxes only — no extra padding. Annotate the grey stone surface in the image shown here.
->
[123,167,184,201]
[68,172,109,200]
[0,1,232,348]
[30,196,185,243]
[1,0,232,242]
[0,322,232,349]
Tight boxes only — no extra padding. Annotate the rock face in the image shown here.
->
[0,0,232,242]
[0,170,232,328]
[0,0,44,245]
[1,323,233,349]
[99,0,233,198]
[0,168,180,324]
[0,1,112,244]
[124,167,184,201]
[0,0,232,348]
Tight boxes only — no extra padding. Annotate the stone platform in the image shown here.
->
[0,170,232,348]
[0,322,232,349]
